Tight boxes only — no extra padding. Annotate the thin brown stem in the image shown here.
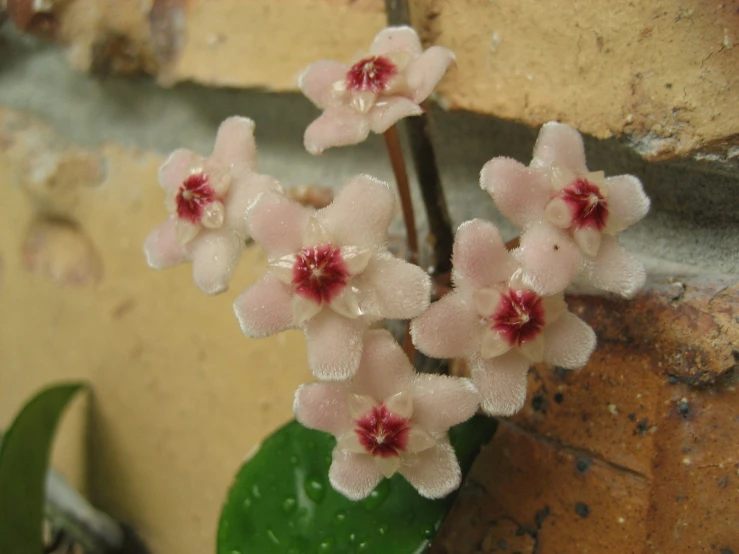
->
[384,124,420,265]
[505,236,520,251]
[402,325,416,365]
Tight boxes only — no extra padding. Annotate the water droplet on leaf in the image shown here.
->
[305,476,325,503]
[282,496,297,514]
[362,479,390,510]
[318,536,335,552]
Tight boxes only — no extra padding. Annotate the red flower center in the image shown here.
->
[354,404,410,458]
[561,178,608,230]
[489,288,545,347]
[292,244,349,304]
[346,56,398,93]
[176,173,216,224]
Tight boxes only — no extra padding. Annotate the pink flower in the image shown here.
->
[480,122,651,297]
[299,26,455,154]
[294,329,480,499]
[411,219,596,416]
[233,175,431,380]
[144,117,281,294]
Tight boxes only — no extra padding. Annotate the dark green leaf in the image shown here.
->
[217,415,496,554]
[0,382,86,554]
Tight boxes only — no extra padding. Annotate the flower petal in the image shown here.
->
[410,374,479,435]
[530,121,588,174]
[542,311,596,369]
[294,382,351,436]
[399,441,461,499]
[190,230,243,294]
[480,328,512,359]
[226,173,283,237]
[410,291,479,358]
[293,295,324,326]
[298,59,349,109]
[233,274,294,338]
[470,350,530,416]
[210,116,257,172]
[336,432,366,454]
[405,427,436,454]
[341,246,373,275]
[351,329,414,402]
[158,148,193,193]
[304,310,366,380]
[304,106,371,155]
[480,158,552,228]
[329,450,383,501]
[329,288,361,320]
[452,219,516,290]
[583,236,646,297]
[376,456,402,479]
[369,97,423,134]
[518,223,583,296]
[354,252,431,321]
[370,26,423,57]
[407,45,456,103]
[247,192,311,257]
[385,390,413,419]
[318,174,395,248]
[573,226,602,257]
[603,174,650,233]
[144,217,189,269]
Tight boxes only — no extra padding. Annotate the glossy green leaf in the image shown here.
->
[218,415,496,554]
[0,382,87,554]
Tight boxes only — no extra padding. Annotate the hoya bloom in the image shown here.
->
[144,117,281,294]
[294,329,480,500]
[411,219,596,416]
[299,26,455,154]
[480,122,650,297]
[233,175,431,380]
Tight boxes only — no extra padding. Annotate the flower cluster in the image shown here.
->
[480,122,650,297]
[143,26,649,502]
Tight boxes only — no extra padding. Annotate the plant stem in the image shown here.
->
[383,0,455,277]
[383,125,420,265]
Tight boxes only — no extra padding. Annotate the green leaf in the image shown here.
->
[0,382,87,554]
[217,415,496,554]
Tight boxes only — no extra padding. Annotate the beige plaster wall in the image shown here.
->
[0,108,312,553]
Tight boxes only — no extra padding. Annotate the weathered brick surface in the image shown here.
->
[411,0,739,161]
[5,0,736,161]
[437,276,739,553]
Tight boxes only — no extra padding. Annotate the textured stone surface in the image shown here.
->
[436,275,739,553]
[412,0,739,161]
[4,0,738,161]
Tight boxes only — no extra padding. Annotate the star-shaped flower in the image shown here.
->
[299,26,455,154]
[294,329,480,499]
[144,117,281,294]
[411,219,596,416]
[480,122,651,297]
[233,175,431,380]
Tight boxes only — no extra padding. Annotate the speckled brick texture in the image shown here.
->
[436,276,739,553]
